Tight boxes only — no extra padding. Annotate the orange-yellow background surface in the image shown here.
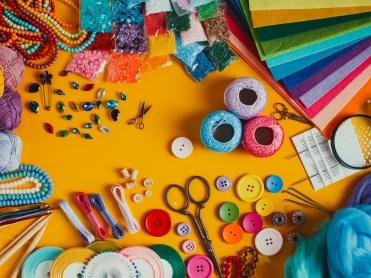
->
[1,3,369,278]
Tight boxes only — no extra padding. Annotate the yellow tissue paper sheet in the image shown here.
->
[148,33,176,57]
[251,7,371,28]
[249,0,371,10]
[0,67,4,97]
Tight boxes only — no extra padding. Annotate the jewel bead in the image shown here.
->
[84,133,93,139]
[57,130,69,137]
[96,88,106,100]
[119,92,127,100]
[96,100,103,109]
[56,101,65,113]
[69,101,79,112]
[99,125,111,134]
[64,114,73,121]
[83,83,95,91]
[84,123,93,129]
[71,81,80,89]
[71,128,80,134]
[55,89,66,95]
[28,83,40,93]
[82,102,95,111]
[111,109,120,121]
[106,100,119,109]
[92,114,100,125]
[29,101,40,113]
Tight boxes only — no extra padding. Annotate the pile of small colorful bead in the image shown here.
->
[0,0,95,68]
[0,164,54,207]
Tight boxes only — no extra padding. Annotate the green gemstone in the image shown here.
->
[119,92,127,101]
[64,114,73,121]
[29,101,39,113]
[56,101,65,113]
[84,133,93,139]
[92,113,100,125]
[57,130,69,137]
[96,100,103,109]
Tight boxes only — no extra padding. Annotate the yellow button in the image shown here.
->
[255,198,273,216]
[236,175,264,202]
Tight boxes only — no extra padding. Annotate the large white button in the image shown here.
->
[255,228,283,256]
[171,137,193,158]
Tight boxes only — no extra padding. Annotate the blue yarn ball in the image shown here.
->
[200,110,242,153]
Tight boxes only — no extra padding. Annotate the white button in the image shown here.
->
[133,193,143,203]
[144,190,152,197]
[171,137,193,158]
[255,228,283,256]
[176,222,191,236]
[143,178,154,188]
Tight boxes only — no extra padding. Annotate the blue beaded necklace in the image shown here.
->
[0,165,53,207]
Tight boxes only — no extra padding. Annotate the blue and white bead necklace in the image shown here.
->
[0,165,53,207]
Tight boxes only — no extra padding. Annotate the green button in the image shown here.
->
[219,202,240,223]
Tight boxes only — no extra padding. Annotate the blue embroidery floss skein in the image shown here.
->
[0,130,22,173]
[224,77,267,120]
[200,110,242,153]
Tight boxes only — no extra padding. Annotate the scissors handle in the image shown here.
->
[287,112,312,124]
[128,118,137,125]
[186,176,211,206]
[164,184,190,213]
[136,117,145,129]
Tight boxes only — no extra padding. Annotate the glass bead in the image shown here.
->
[82,102,95,111]
[64,115,73,121]
[56,102,65,113]
[84,123,93,129]
[106,100,119,109]
[29,101,40,113]
[57,130,69,137]
[44,123,54,134]
[28,83,40,93]
[71,128,80,135]
[55,89,66,95]
[92,114,100,125]
[84,134,93,139]
[72,81,80,89]
[111,109,120,121]
[119,92,127,101]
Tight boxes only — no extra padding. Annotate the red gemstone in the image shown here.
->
[59,70,70,76]
[83,83,95,91]
[44,123,54,134]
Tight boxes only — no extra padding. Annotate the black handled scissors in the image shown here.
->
[271,103,311,124]
[164,176,222,278]
[128,102,151,129]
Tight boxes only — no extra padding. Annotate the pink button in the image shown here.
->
[187,255,214,278]
[242,212,263,233]
[182,239,197,254]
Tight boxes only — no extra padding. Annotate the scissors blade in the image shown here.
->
[143,105,152,116]
[203,238,223,277]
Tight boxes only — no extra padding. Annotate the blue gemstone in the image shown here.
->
[106,100,119,109]
[84,134,93,139]
[83,102,95,111]
[84,123,92,129]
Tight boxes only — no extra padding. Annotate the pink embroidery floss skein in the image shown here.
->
[0,46,24,90]
[242,116,284,157]
[0,89,23,131]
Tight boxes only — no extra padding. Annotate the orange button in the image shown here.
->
[222,223,243,244]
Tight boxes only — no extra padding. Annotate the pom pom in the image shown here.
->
[242,116,284,157]
[0,89,23,131]
[0,46,24,90]
[200,110,242,153]
[0,130,22,173]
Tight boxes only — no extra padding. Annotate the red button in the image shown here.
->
[144,209,172,237]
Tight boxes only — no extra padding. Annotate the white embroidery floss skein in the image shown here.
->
[224,77,267,120]
[0,130,22,173]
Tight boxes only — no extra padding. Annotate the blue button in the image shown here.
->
[266,175,283,193]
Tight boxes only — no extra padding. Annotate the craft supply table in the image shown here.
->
[1,51,366,277]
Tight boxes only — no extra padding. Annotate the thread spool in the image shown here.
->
[121,168,130,178]
[0,130,22,173]
[200,110,242,153]
[131,169,139,180]
[0,89,23,131]
[0,46,24,90]
[242,116,284,157]
[224,77,267,120]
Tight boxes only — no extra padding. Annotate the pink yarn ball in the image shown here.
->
[0,89,23,131]
[242,116,284,157]
[0,46,24,90]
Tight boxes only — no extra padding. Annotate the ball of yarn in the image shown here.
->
[242,116,284,157]
[200,110,242,153]
[347,173,371,206]
[224,77,267,120]
[0,66,4,97]
[0,130,22,173]
[0,89,23,131]
[0,46,24,90]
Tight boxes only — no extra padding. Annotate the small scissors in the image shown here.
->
[165,176,223,278]
[128,102,151,129]
[271,103,311,124]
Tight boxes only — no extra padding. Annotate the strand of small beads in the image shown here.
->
[0,165,54,207]
[0,0,96,68]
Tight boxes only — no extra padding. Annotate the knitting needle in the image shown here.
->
[287,187,330,212]
[0,215,50,265]
[10,220,48,278]
[282,190,331,214]
[283,199,331,215]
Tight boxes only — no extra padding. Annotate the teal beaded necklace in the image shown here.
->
[0,165,53,207]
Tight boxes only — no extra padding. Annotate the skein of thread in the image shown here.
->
[0,89,23,131]
[224,77,267,120]
[347,173,371,206]
[0,130,22,173]
[200,110,242,153]
[0,46,24,90]
[242,116,284,157]
[285,205,371,278]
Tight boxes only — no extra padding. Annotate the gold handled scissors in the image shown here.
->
[128,102,151,129]
[164,176,222,278]
[271,103,311,124]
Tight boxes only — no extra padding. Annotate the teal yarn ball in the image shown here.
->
[285,205,371,278]
[200,110,242,153]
